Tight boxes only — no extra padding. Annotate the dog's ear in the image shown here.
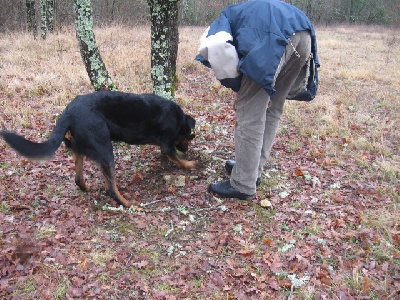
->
[186,115,196,130]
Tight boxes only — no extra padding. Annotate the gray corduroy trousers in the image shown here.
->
[230,30,312,195]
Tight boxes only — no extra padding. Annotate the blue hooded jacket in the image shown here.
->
[196,0,320,101]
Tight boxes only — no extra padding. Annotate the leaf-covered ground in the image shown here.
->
[0,26,399,299]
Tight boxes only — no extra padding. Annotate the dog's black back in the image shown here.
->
[70,91,192,145]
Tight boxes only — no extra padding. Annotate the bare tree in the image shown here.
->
[26,0,38,38]
[147,0,179,100]
[46,0,55,32]
[40,0,47,38]
[74,0,117,91]
[39,0,55,39]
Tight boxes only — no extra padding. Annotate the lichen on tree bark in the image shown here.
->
[147,0,179,100]
[74,0,117,91]
[39,0,54,39]
[40,0,47,39]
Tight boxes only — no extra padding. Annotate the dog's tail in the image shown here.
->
[1,114,69,160]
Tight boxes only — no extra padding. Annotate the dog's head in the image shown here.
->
[176,115,196,153]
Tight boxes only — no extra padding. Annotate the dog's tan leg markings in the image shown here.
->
[73,150,88,191]
[165,154,197,170]
[102,166,133,208]
[65,131,88,191]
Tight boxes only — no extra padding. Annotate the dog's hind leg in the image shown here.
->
[65,131,88,191]
[73,150,88,191]
[81,127,132,207]
[101,164,133,208]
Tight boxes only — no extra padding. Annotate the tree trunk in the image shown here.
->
[39,0,55,39]
[147,0,179,100]
[26,0,38,39]
[111,0,116,23]
[74,0,117,91]
[40,0,47,39]
[46,0,55,32]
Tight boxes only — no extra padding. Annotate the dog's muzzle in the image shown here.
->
[176,133,195,153]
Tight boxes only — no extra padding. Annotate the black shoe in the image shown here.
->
[225,160,261,186]
[208,180,254,200]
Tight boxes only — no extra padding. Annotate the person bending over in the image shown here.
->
[196,0,320,200]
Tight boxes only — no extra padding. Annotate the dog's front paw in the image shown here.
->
[105,188,135,208]
[183,160,197,170]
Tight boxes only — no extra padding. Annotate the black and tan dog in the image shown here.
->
[1,91,196,207]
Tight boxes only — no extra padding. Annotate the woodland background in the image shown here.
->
[1,0,400,33]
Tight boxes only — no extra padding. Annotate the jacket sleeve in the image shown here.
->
[195,13,242,91]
